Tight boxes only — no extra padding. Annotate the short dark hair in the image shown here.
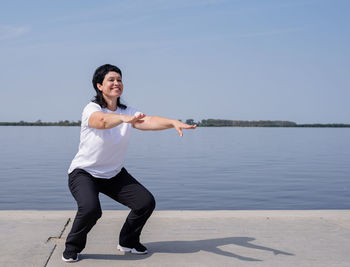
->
[92,64,127,109]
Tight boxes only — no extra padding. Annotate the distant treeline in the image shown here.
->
[0,120,81,126]
[1,119,350,127]
[184,119,350,128]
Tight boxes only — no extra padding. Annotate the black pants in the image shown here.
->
[65,168,156,253]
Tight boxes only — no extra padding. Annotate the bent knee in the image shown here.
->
[134,193,156,214]
[78,205,102,220]
[144,193,156,212]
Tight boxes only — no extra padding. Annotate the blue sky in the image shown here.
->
[0,0,349,123]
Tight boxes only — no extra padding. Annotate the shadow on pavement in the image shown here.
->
[81,236,294,262]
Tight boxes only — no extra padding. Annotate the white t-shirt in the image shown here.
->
[68,102,141,178]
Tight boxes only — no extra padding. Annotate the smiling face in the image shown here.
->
[97,71,124,100]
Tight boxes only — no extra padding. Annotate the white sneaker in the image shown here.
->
[117,243,148,254]
[62,251,79,262]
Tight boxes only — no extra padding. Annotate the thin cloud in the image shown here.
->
[49,0,230,25]
[0,25,30,40]
[231,27,305,39]
[143,27,306,47]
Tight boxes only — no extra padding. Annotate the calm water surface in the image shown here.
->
[0,126,349,210]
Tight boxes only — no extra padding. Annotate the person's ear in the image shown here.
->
[97,83,103,91]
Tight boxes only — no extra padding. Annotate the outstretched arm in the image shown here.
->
[133,116,196,136]
[88,111,146,129]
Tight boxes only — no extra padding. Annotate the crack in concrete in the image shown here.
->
[46,217,71,243]
[43,244,57,267]
[43,217,71,267]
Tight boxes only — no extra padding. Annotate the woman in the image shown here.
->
[62,64,196,262]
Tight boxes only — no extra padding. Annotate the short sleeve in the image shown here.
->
[81,102,102,127]
[125,106,142,117]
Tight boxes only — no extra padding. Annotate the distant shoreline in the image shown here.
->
[1,120,350,128]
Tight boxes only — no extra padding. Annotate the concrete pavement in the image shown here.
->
[1,210,350,267]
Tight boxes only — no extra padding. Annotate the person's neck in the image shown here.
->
[104,96,118,111]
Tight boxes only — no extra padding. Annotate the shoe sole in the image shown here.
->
[117,244,148,254]
[62,254,79,262]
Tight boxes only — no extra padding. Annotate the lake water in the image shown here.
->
[0,126,349,210]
